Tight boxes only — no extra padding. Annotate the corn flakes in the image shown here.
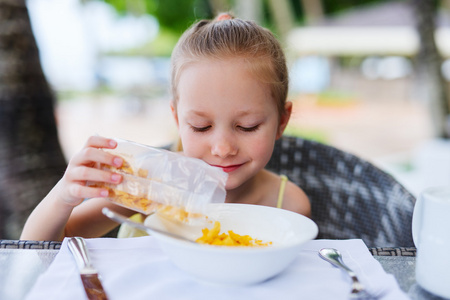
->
[196,221,272,247]
[93,156,205,223]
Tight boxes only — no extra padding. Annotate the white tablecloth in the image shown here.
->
[25,237,409,300]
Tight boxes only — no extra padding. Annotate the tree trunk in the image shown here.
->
[208,0,231,14]
[267,0,295,43]
[234,0,263,24]
[411,0,450,138]
[0,0,67,239]
[300,0,324,25]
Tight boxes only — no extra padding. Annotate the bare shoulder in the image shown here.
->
[282,180,311,218]
[259,170,311,218]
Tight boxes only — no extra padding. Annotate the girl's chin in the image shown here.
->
[224,175,250,192]
[224,179,241,191]
[225,183,238,191]
[224,170,259,192]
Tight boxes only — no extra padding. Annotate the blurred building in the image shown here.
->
[288,1,450,93]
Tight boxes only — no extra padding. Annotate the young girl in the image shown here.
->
[20,13,310,241]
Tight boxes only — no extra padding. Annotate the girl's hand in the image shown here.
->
[57,136,123,207]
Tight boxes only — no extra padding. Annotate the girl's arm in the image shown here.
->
[20,180,78,241]
[20,136,135,241]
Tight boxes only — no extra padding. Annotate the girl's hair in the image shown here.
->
[170,13,289,119]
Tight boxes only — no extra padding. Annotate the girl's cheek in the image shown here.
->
[251,135,277,159]
[180,135,203,158]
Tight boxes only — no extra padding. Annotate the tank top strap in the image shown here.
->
[277,174,288,209]
[117,213,149,238]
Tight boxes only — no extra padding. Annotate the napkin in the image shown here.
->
[25,238,409,300]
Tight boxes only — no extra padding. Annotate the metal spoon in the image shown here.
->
[102,207,197,244]
[319,248,371,299]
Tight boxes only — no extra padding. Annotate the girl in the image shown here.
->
[20,13,310,241]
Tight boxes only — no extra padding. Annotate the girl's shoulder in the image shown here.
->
[262,169,311,218]
[281,179,311,218]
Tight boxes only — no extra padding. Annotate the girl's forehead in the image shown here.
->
[186,56,267,74]
[178,61,270,98]
[182,57,248,73]
[175,57,279,117]
[179,57,270,90]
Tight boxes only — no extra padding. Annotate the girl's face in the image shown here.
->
[172,58,290,190]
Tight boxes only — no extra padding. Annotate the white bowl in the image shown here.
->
[145,203,318,285]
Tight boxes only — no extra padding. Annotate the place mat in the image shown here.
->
[369,247,416,257]
[0,240,61,250]
[0,240,418,257]
[25,238,409,300]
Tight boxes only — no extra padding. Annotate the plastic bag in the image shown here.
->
[92,138,228,223]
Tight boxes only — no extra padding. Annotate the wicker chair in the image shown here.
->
[265,136,416,248]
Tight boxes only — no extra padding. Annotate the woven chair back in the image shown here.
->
[266,136,416,247]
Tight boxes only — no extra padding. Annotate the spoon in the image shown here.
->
[319,248,369,298]
[102,207,197,244]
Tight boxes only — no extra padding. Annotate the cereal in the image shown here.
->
[109,189,160,213]
[157,205,205,223]
[92,157,155,213]
[93,155,206,223]
[137,168,148,178]
[196,221,272,247]
[88,138,228,224]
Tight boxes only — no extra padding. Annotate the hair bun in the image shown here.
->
[216,13,233,21]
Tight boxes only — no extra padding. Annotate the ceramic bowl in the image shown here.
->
[145,203,318,285]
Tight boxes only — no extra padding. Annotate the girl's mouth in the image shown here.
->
[212,164,243,173]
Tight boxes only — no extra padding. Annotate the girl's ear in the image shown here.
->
[276,101,292,139]
[170,100,179,128]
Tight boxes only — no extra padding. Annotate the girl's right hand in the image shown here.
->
[56,135,124,208]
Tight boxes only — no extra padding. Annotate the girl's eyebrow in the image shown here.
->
[234,110,265,117]
[185,110,209,117]
[186,108,265,118]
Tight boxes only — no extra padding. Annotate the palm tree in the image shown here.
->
[0,0,67,239]
[412,0,450,138]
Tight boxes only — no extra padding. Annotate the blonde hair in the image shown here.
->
[170,13,289,119]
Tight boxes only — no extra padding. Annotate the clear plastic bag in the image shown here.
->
[92,138,228,223]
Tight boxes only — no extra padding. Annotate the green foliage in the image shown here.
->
[102,0,212,34]
[288,0,396,24]
[284,125,329,144]
[100,0,398,34]
[321,0,394,14]
[144,28,180,56]
[97,0,396,55]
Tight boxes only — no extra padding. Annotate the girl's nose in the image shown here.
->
[211,136,238,158]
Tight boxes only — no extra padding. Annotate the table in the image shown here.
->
[0,240,445,300]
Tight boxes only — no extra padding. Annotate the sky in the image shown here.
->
[27,0,158,91]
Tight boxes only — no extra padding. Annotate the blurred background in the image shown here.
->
[1,0,450,238]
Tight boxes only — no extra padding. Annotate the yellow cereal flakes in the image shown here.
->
[109,189,203,223]
[196,221,272,247]
[157,205,205,223]
[94,155,206,223]
[109,189,160,213]
[137,168,148,178]
[102,158,134,175]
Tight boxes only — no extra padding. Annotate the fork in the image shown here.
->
[319,248,375,299]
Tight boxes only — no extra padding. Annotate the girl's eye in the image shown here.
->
[239,125,259,132]
[191,125,211,132]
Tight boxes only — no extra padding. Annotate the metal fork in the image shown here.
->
[319,248,375,299]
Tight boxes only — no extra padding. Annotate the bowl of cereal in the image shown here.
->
[144,203,318,285]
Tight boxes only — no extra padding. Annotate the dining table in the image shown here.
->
[0,239,445,300]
